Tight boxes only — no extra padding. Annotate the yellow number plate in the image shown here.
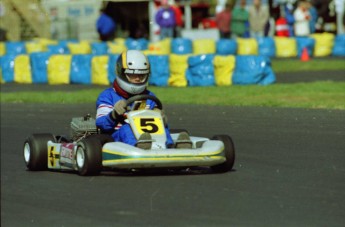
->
[133,117,164,135]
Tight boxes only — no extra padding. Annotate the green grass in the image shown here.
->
[271,59,345,73]
[1,81,345,110]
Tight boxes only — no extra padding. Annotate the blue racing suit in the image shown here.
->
[95,87,174,147]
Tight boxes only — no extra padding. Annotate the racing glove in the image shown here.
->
[111,100,127,120]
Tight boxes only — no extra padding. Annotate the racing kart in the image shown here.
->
[23,95,235,176]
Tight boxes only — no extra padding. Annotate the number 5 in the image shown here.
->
[140,118,159,133]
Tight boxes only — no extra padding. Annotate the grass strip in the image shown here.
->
[271,59,345,73]
[1,81,344,110]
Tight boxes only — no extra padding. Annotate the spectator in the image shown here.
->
[231,0,249,38]
[155,0,176,40]
[283,1,296,36]
[309,2,318,33]
[335,0,345,34]
[275,14,290,37]
[294,0,311,37]
[169,0,183,37]
[0,28,7,41]
[96,8,116,41]
[249,0,270,38]
[216,3,232,38]
[313,0,337,34]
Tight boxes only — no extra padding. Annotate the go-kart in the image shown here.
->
[23,95,235,176]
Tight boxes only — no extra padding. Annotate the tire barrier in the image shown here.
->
[0,33,343,57]
[186,54,215,86]
[1,53,276,86]
[1,33,344,85]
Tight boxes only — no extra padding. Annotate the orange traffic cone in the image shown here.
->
[301,47,310,62]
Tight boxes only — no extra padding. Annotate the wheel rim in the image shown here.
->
[24,142,31,164]
[76,147,85,169]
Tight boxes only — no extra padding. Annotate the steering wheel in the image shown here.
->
[125,94,163,110]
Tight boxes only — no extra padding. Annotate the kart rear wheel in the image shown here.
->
[76,134,113,176]
[23,133,56,171]
[211,135,235,173]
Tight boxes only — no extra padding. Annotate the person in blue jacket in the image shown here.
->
[95,50,191,149]
[155,0,176,40]
[96,8,116,41]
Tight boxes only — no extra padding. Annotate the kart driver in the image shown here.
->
[95,50,192,150]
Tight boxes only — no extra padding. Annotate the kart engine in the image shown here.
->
[70,114,98,141]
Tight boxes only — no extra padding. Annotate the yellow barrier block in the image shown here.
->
[26,42,46,53]
[33,38,58,49]
[274,37,297,57]
[108,42,126,54]
[67,41,91,54]
[311,33,335,57]
[114,38,126,45]
[236,38,258,55]
[0,42,5,56]
[91,55,110,85]
[47,55,72,84]
[14,55,32,84]
[148,38,171,55]
[214,55,236,86]
[168,54,189,87]
[193,39,215,55]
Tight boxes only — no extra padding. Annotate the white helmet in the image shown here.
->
[116,50,150,95]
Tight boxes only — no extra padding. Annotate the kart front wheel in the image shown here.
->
[24,133,56,171]
[76,134,113,176]
[211,135,235,173]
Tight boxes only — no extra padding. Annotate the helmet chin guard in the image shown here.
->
[116,77,147,95]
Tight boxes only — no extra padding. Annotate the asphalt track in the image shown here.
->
[1,72,345,226]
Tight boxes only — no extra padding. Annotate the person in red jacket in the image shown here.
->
[216,3,232,38]
[170,0,183,37]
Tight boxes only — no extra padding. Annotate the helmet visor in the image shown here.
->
[125,73,148,84]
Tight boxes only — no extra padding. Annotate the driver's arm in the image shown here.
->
[95,90,123,132]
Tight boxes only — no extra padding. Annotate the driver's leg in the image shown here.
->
[113,124,136,146]
[113,124,152,149]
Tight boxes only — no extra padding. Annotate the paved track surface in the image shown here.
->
[1,102,345,226]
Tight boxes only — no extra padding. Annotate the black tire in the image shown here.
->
[211,135,235,173]
[76,134,113,176]
[23,133,56,171]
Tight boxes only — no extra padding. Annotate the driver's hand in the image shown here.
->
[154,108,168,126]
[112,100,127,120]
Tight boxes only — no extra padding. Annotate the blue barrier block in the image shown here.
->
[70,54,93,84]
[125,38,149,50]
[186,54,215,86]
[91,42,108,55]
[108,54,119,83]
[148,55,169,86]
[216,39,237,55]
[232,55,276,85]
[332,34,345,56]
[47,44,69,54]
[296,37,315,57]
[257,37,276,58]
[30,52,51,83]
[0,54,16,82]
[171,38,193,54]
[5,42,26,55]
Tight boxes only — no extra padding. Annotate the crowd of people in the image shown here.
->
[215,0,345,39]
[154,0,344,40]
[96,0,344,42]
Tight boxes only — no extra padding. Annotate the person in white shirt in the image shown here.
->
[294,0,312,36]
